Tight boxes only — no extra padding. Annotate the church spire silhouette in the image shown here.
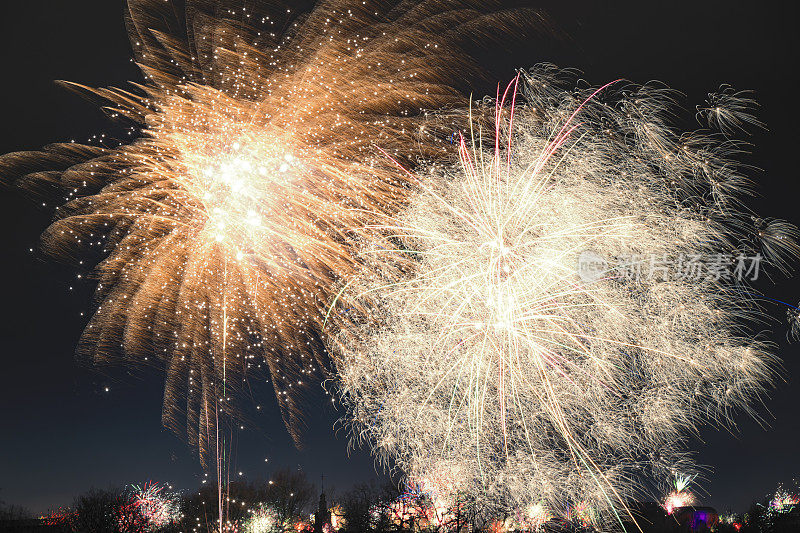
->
[314,473,331,532]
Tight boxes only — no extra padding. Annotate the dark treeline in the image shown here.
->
[2,474,800,533]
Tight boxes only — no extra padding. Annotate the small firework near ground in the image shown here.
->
[664,473,698,515]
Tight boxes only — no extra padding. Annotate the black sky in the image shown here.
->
[1,0,799,517]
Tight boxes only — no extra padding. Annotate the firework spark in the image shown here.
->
[329,67,797,527]
[672,473,697,494]
[243,504,281,533]
[664,491,696,516]
[0,0,546,458]
[757,481,800,531]
[131,482,182,530]
[769,490,800,513]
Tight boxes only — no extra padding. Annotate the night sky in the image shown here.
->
[1,0,799,517]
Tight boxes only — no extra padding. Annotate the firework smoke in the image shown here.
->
[0,0,545,458]
[329,67,797,527]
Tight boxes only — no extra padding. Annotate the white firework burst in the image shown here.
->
[328,67,797,528]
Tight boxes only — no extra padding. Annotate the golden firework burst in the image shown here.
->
[0,0,547,459]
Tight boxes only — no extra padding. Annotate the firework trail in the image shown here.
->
[329,66,798,528]
[0,0,546,459]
